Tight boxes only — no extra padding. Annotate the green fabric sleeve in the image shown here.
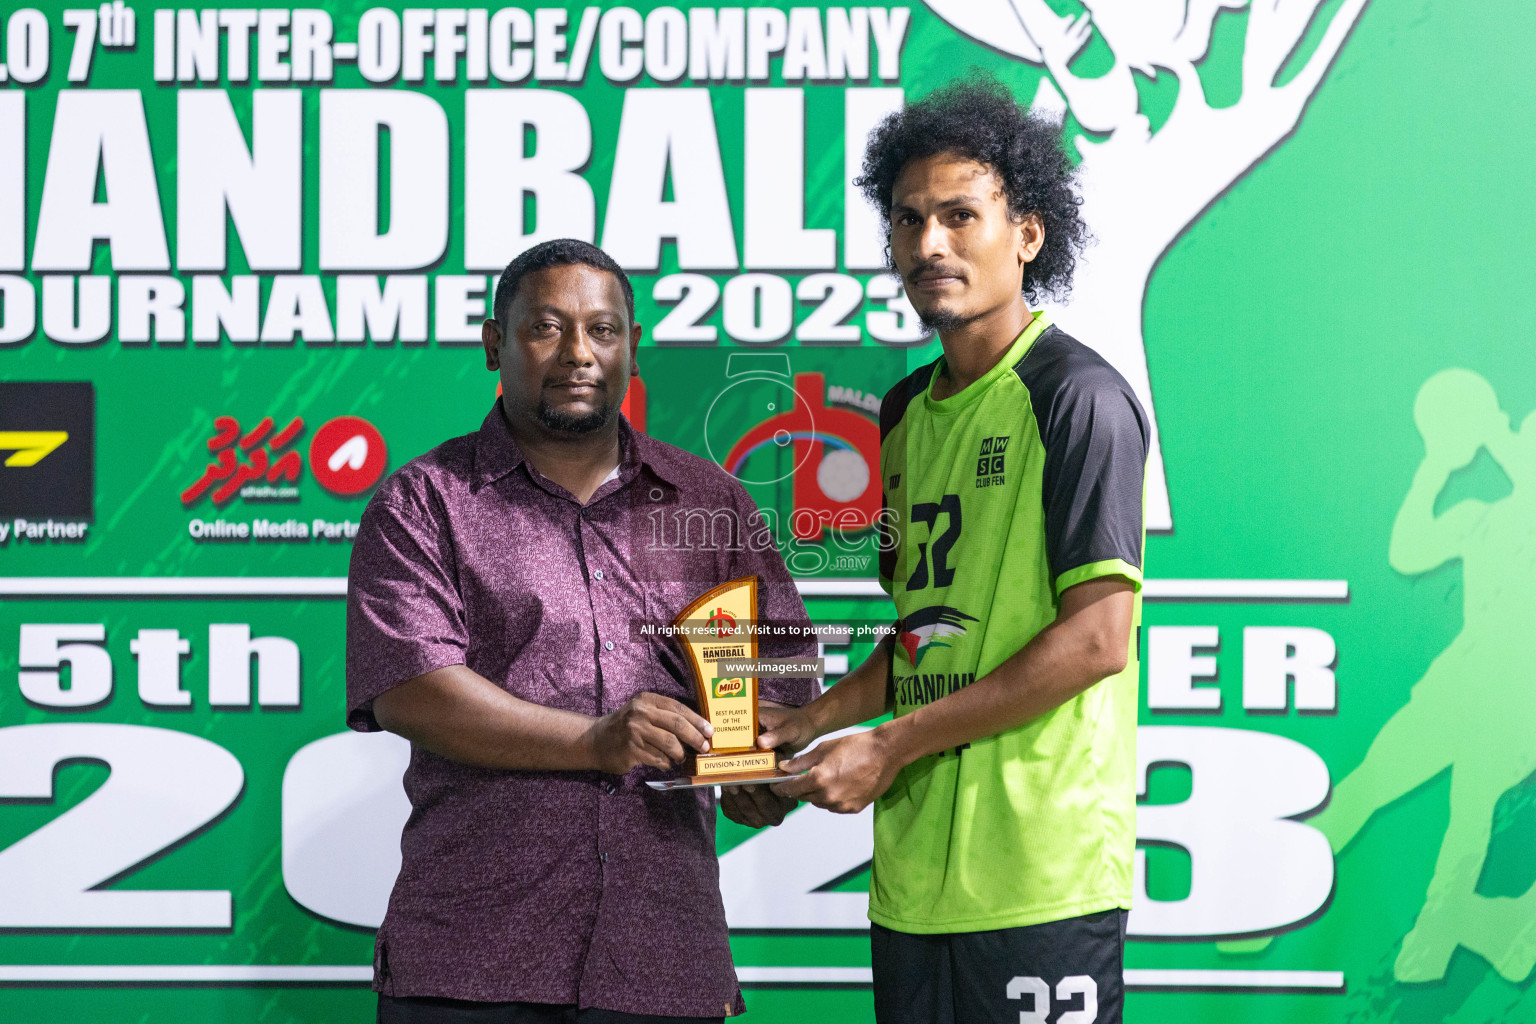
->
[1054,557,1143,596]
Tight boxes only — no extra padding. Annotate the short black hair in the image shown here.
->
[492,238,636,327]
[856,76,1089,304]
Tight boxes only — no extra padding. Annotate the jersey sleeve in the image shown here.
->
[1037,367,1150,596]
[877,363,933,595]
[877,437,898,597]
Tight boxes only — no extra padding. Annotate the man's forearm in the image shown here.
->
[804,639,893,736]
[873,581,1133,768]
[372,665,599,772]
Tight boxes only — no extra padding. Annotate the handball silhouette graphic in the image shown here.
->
[1312,369,1536,984]
[919,0,1372,531]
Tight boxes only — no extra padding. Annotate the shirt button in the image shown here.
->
[593,569,605,580]
[604,640,614,651]
[602,781,617,795]
[600,852,610,863]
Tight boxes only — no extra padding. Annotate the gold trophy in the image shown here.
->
[647,575,789,789]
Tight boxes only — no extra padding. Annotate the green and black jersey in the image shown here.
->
[872,312,1149,934]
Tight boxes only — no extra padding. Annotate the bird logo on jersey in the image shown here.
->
[896,605,980,667]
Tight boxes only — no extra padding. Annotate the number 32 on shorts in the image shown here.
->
[1007,974,1098,1023]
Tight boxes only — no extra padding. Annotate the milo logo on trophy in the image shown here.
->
[670,575,784,786]
[712,677,746,698]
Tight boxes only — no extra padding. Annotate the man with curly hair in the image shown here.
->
[729,78,1149,1023]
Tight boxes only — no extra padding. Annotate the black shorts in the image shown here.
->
[871,908,1128,1024]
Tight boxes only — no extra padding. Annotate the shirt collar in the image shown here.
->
[923,310,1052,415]
[471,401,689,493]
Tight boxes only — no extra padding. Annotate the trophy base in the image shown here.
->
[645,768,797,792]
[693,748,777,781]
[644,749,797,791]
[689,766,788,786]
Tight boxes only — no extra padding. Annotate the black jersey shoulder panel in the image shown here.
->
[879,359,938,444]
[877,359,936,586]
[1012,325,1151,584]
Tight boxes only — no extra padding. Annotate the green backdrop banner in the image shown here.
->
[1,1,1534,1022]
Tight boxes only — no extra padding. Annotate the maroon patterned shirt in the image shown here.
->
[345,404,816,1017]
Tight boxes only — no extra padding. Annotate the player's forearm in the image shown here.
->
[874,583,1133,767]
[874,621,1122,766]
[372,665,600,772]
[804,640,894,737]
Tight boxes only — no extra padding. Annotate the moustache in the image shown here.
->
[907,261,967,283]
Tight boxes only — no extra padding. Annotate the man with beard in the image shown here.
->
[729,80,1150,1023]
[345,239,816,1023]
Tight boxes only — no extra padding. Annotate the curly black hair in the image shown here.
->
[856,76,1089,304]
[493,238,635,328]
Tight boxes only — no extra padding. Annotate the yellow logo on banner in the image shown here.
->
[0,431,68,467]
